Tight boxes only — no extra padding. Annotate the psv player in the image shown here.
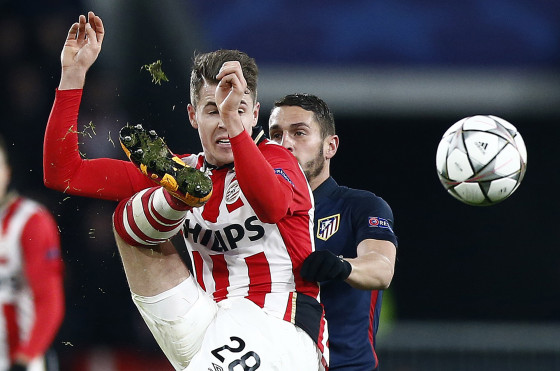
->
[44,12,327,370]
[0,135,64,371]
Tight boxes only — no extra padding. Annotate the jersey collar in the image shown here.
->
[313,177,338,199]
[202,125,267,173]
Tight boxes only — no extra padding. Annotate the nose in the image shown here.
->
[280,132,294,152]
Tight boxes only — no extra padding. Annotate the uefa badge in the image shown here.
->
[317,214,340,241]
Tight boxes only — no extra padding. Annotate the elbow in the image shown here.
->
[355,270,394,291]
[378,277,392,291]
[377,268,395,290]
[43,176,67,193]
[251,198,290,224]
[43,162,70,193]
[257,209,286,224]
[43,163,60,191]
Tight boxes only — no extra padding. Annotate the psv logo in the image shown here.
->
[225,180,244,213]
[225,180,241,204]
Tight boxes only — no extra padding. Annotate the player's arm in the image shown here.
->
[216,62,296,222]
[13,210,65,365]
[230,134,298,222]
[44,11,153,200]
[44,89,151,200]
[302,195,398,287]
[345,239,396,290]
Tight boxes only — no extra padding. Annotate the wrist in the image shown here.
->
[59,67,87,90]
[339,258,352,280]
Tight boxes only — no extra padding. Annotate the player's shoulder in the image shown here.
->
[338,184,385,203]
[333,184,393,215]
[7,196,57,228]
[8,195,41,211]
[19,197,53,217]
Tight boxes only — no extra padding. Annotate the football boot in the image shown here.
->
[119,124,212,207]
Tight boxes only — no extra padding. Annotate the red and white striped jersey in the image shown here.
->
[185,159,314,311]
[0,194,64,369]
[181,138,318,305]
[44,89,328,361]
[180,135,328,360]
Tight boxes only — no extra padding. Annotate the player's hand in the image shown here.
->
[300,250,352,282]
[215,61,246,136]
[59,11,104,89]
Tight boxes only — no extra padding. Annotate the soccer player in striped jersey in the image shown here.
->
[44,12,327,370]
[0,135,64,371]
[268,94,398,370]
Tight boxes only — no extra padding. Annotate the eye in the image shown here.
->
[270,132,282,140]
[295,130,306,136]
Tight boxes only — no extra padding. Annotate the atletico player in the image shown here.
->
[269,94,398,370]
[44,11,327,370]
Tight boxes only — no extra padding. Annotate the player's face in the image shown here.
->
[0,151,10,201]
[268,106,325,182]
[188,81,259,167]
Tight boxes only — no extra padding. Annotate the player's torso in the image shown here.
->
[313,183,383,369]
[0,197,39,362]
[180,161,301,313]
[0,198,36,302]
[314,191,356,258]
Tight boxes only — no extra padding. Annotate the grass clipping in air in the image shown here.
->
[141,60,169,85]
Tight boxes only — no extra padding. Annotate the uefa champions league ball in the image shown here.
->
[436,115,527,206]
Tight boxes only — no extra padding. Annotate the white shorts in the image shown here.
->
[132,276,324,371]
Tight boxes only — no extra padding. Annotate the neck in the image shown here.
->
[0,191,16,208]
[309,172,330,191]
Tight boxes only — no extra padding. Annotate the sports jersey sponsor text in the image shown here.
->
[184,216,265,252]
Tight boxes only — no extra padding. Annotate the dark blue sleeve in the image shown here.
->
[350,192,398,248]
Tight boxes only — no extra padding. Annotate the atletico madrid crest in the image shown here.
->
[316,214,340,241]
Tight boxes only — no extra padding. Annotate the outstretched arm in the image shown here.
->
[59,11,104,90]
[44,12,152,201]
[215,62,300,222]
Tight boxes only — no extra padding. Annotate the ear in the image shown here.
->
[187,104,198,129]
[252,102,261,127]
[325,135,339,160]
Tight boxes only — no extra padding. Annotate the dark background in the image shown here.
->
[1,0,559,368]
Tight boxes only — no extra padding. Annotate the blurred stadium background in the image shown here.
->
[1,0,559,370]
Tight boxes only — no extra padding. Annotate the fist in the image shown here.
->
[300,250,352,282]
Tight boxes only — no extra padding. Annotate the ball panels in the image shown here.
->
[436,115,527,206]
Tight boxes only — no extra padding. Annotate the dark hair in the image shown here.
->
[190,49,258,107]
[273,94,335,139]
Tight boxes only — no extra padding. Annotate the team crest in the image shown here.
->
[225,180,241,204]
[225,179,244,213]
[317,214,340,241]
